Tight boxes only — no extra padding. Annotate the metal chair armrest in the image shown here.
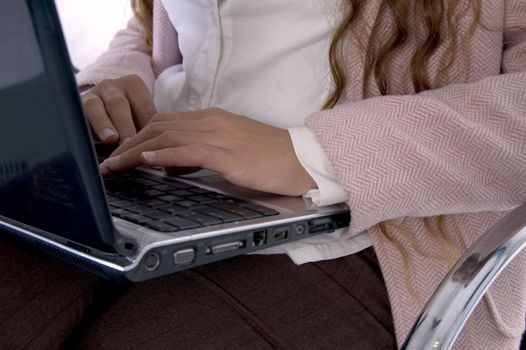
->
[402,202,526,350]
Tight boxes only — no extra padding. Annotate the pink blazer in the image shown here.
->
[77,0,526,348]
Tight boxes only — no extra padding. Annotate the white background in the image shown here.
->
[55,0,133,69]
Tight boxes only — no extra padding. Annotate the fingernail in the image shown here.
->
[100,128,117,141]
[99,163,110,176]
[104,155,121,167]
[141,152,157,162]
[122,137,132,145]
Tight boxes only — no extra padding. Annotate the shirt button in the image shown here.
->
[189,95,199,107]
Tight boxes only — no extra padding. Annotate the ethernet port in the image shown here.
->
[253,230,267,247]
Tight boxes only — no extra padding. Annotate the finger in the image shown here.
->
[109,125,161,159]
[82,94,118,144]
[126,78,158,128]
[101,130,207,174]
[147,116,213,133]
[108,124,167,159]
[110,123,215,158]
[140,144,229,173]
[100,136,167,175]
[99,88,137,144]
[149,110,211,123]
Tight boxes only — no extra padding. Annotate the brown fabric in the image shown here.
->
[0,236,394,350]
[74,250,395,349]
[0,237,99,350]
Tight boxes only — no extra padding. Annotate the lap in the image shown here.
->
[0,236,395,350]
[76,250,395,349]
[0,237,100,350]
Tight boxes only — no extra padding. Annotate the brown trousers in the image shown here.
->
[0,236,395,349]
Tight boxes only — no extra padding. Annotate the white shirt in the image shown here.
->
[155,0,372,264]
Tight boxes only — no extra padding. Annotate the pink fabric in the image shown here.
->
[76,0,180,91]
[76,0,526,348]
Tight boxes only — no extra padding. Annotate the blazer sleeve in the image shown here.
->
[306,6,526,236]
[75,16,156,91]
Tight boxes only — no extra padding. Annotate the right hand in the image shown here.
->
[81,74,157,145]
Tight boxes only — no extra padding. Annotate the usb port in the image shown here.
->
[272,226,289,241]
[308,218,336,234]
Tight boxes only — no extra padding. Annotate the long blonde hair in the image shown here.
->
[131,0,153,50]
[324,0,481,107]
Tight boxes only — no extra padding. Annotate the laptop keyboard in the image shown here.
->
[104,172,279,233]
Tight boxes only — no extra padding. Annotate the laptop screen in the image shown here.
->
[0,0,116,253]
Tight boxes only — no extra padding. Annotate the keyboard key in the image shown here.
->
[145,221,178,232]
[209,203,263,220]
[196,208,242,223]
[188,188,214,195]
[110,208,130,218]
[161,179,193,189]
[141,199,167,208]
[159,195,184,202]
[153,185,175,191]
[225,197,250,205]
[122,213,152,225]
[170,190,194,197]
[206,193,229,200]
[165,217,201,230]
[187,195,217,204]
[145,211,176,220]
[142,189,165,197]
[238,204,279,216]
[158,204,187,214]
[177,200,205,210]
[178,211,222,226]
[126,205,156,214]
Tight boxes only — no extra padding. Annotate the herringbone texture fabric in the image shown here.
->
[151,1,180,77]
[77,0,526,348]
[305,1,526,347]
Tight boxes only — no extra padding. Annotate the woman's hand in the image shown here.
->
[99,108,317,196]
[81,74,157,144]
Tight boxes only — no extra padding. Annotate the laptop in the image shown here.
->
[0,0,350,282]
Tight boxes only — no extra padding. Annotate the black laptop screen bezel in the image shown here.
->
[0,0,116,253]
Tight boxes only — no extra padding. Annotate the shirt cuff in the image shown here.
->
[288,125,347,206]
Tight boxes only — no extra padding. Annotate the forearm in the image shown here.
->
[307,71,526,235]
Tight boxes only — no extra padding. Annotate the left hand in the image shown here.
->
[99,108,317,196]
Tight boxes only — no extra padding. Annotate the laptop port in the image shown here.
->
[253,230,267,247]
[272,226,289,241]
[124,242,136,252]
[294,224,306,235]
[144,252,161,271]
[173,248,195,265]
[309,218,336,234]
[207,240,245,255]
